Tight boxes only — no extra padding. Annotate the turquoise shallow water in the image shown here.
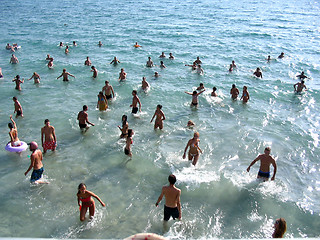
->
[0,0,320,239]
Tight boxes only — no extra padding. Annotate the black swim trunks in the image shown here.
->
[132,107,138,114]
[124,148,130,155]
[191,102,198,106]
[164,205,179,221]
[105,94,112,99]
[17,110,22,116]
[79,123,87,129]
[258,170,270,178]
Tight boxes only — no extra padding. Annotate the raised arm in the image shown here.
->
[10,115,17,129]
[197,90,205,95]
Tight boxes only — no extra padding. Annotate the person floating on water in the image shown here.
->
[185,90,205,107]
[194,56,202,65]
[155,174,182,222]
[134,42,141,48]
[124,129,134,157]
[25,141,46,184]
[13,97,23,118]
[169,53,175,59]
[240,86,250,103]
[119,68,127,81]
[118,115,129,138]
[130,90,141,114]
[150,104,166,130]
[110,56,120,65]
[146,56,154,67]
[141,77,149,91]
[229,64,233,72]
[231,60,237,68]
[272,218,287,238]
[154,72,160,78]
[98,41,103,47]
[41,119,57,154]
[46,54,53,61]
[211,87,218,97]
[10,54,19,64]
[102,81,115,100]
[294,80,307,93]
[91,66,98,78]
[196,64,204,75]
[12,75,24,91]
[57,68,75,81]
[97,91,108,111]
[182,132,203,166]
[77,105,95,132]
[187,120,195,128]
[84,56,92,66]
[246,147,277,181]
[77,183,105,221]
[28,72,41,84]
[253,67,263,78]
[296,71,308,80]
[8,115,21,147]
[278,52,285,59]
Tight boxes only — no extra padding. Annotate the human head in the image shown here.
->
[63,68,66,72]
[99,91,103,96]
[105,80,109,84]
[168,174,176,185]
[148,56,151,60]
[193,91,197,95]
[273,218,287,238]
[243,86,247,90]
[132,90,137,96]
[16,75,20,79]
[301,71,304,74]
[264,147,271,154]
[122,115,127,122]
[232,60,235,64]
[157,104,162,110]
[197,56,200,60]
[213,87,217,91]
[87,56,89,59]
[44,119,50,125]
[91,66,95,69]
[194,132,200,138]
[142,77,146,81]
[155,72,159,76]
[83,105,88,111]
[28,141,38,151]
[160,61,164,64]
[187,120,195,127]
[78,183,87,194]
[232,84,236,88]
[200,83,203,87]
[8,122,13,129]
[13,96,17,101]
[301,80,305,84]
[121,68,124,72]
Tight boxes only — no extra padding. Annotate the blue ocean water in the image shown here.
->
[0,0,319,239]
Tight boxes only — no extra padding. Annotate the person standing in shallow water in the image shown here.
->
[124,129,134,157]
[118,115,128,138]
[77,105,95,132]
[13,97,23,118]
[97,91,108,111]
[130,90,141,114]
[272,218,287,238]
[12,75,24,90]
[240,86,250,103]
[182,132,203,166]
[230,84,239,100]
[150,104,166,130]
[41,119,57,153]
[91,66,98,78]
[57,68,75,81]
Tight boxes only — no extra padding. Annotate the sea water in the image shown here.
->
[0,0,319,239]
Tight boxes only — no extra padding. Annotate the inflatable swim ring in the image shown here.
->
[124,233,168,240]
[5,141,28,152]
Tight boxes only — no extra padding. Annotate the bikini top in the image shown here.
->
[80,196,91,202]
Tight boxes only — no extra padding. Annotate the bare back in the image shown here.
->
[162,185,181,208]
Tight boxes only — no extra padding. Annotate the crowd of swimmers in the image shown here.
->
[2,41,302,237]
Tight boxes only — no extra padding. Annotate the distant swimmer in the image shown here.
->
[13,43,20,50]
[169,53,175,59]
[130,90,141,114]
[231,60,237,68]
[73,41,77,46]
[253,67,263,78]
[124,129,134,157]
[110,56,120,65]
[296,71,308,80]
[12,75,24,91]
[182,132,203,166]
[118,115,129,138]
[84,56,92,66]
[13,97,23,118]
[59,42,63,47]
[10,54,19,64]
[154,72,160,78]
[91,66,98,78]
[185,62,197,70]
[57,68,75,81]
[211,87,217,97]
[159,52,166,58]
[150,104,166,130]
[197,83,205,91]
[155,174,182,222]
[278,52,285,59]
[77,105,95,132]
[65,45,69,54]
[48,58,54,68]
[272,218,287,238]
[187,120,195,128]
[230,84,240,100]
[141,77,149,91]
[25,141,46,184]
[196,64,204,75]
[28,72,41,84]
[6,43,12,50]
[194,56,202,65]
[98,41,103,47]
[102,81,115,100]
[160,61,166,68]
[8,115,21,147]
[247,147,277,181]
[185,90,205,107]
[41,119,57,153]
[119,68,127,81]
[77,183,105,221]
[146,57,154,67]
[229,64,233,72]
[46,54,53,61]
[134,42,141,48]
[240,86,250,103]
[266,55,272,62]
[294,80,307,93]
[97,91,108,111]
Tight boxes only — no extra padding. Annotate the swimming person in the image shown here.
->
[98,41,103,47]
[197,83,205,91]
[229,64,233,72]
[253,67,263,78]
[159,52,166,58]
[57,68,75,81]
[182,132,203,166]
[97,91,108,111]
[91,66,98,78]
[77,183,105,221]
[155,174,182,222]
[24,141,46,184]
[10,54,19,64]
[169,53,175,59]
[110,56,120,65]
[41,119,57,153]
[231,60,237,68]
[150,104,166,130]
[48,58,54,68]
[185,62,197,70]
[84,56,92,66]
[119,68,127,81]
[65,45,69,54]
[102,81,115,100]
[246,147,277,181]
[278,52,285,59]
[77,105,95,132]
[134,42,141,48]
[211,87,217,97]
[130,90,141,114]
[185,90,205,107]
[124,129,134,157]
[272,218,287,238]
[194,56,202,65]
[230,84,240,100]
[12,75,24,91]
[118,115,129,138]
[13,97,23,118]
[8,115,21,147]
[141,77,149,90]
[240,86,250,103]
[28,72,41,84]
[296,71,308,80]
[196,64,204,75]
[160,61,166,68]
[154,72,160,78]
[146,57,154,67]
[294,80,307,93]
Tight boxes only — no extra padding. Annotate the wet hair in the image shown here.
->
[8,123,13,129]
[44,119,50,124]
[157,104,162,109]
[160,61,164,64]
[16,75,20,79]
[273,218,287,238]
[63,68,66,72]
[301,80,305,84]
[193,91,197,95]
[168,174,176,185]
[83,105,88,111]
[212,87,217,91]
[13,97,17,101]
[200,83,203,86]
[77,183,87,194]
[122,114,127,122]
[132,90,137,95]
[127,129,133,138]
[232,84,236,88]
[99,91,103,95]
[105,80,109,84]
[91,66,95,69]
[265,147,271,152]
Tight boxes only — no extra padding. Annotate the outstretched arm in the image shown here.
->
[197,90,205,95]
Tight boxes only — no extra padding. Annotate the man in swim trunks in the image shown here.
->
[84,56,92,66]
[77,105,95,132]
[182,132,203,166]
[41,119,57,153]
[57,68,75,81]
[91,66,98,78]
[119,68,127,81]
[230,84,240,100]
[130,90,141,114]
[155,174,181,222]
[102,81,115,100]
[10,54,19,64]
[247,147,277,181]
[296,71,308,80]
[8,115,21,147]
[13,97,23,118]
[25,141,45,184]
[294,80,307,93]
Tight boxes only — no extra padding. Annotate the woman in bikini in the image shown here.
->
[182,132,203,166]
[118,115,128,138]
[97,91,108,111]
[28,72,41,84]
[185,90,205,107]
[150,105,166,130]
[124,129,134,157]
[77,183,105,221]
[8,115,21,147]
[240,86,250,103]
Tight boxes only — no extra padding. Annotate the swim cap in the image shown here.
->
[28,141,38,150]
